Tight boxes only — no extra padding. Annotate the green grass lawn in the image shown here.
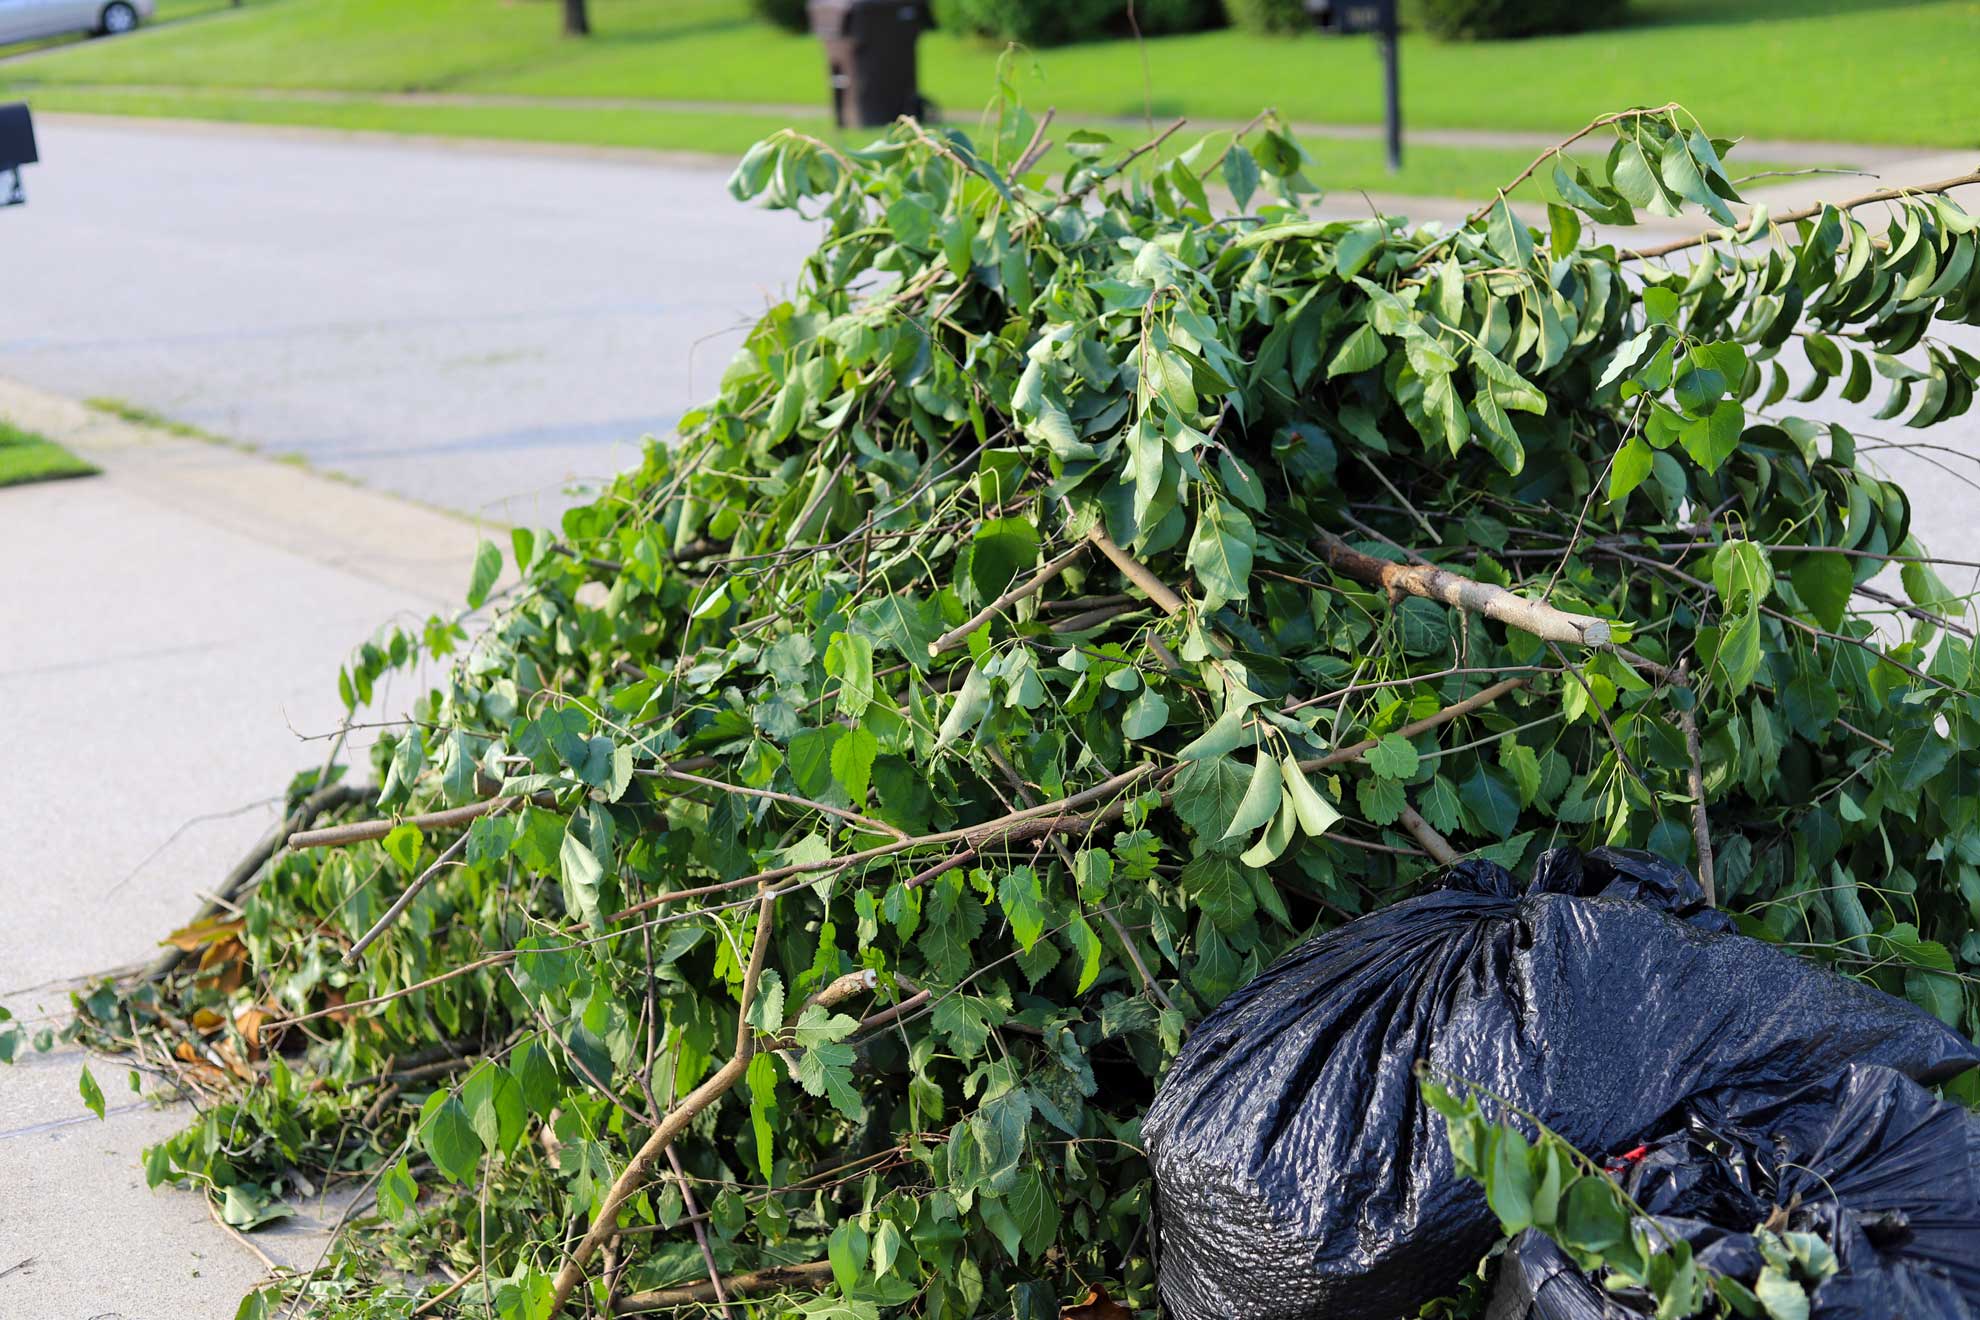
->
[0,419,99,488]
[3,0,1971,169]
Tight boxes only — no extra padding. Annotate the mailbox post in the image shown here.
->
[1306,0,1401,173]
[1,103,37,208]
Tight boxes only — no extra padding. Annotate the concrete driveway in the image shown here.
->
[1,115,819,524]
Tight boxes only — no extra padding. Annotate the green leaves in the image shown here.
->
[79,1064,104,1120]
[1712,540,1774,693]
[466,539,502,610]
[1327,322,1385,379]
[1424,1069,1717,1320]
[1221,751,1283,840]
[1366,734,1419,781]
[1789,553,1853,632]
[788,1006,863,1119]
[1187,498,1255,608]
[418,1091,481,1184]
[996,866,1046,953]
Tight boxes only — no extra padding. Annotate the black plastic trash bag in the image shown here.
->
[1143,848,1978,1320]
[1489,1063,1980,1319]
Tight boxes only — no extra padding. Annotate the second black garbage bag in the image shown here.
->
[1142,848,1979,1320]
[1488,1062,1980,1320]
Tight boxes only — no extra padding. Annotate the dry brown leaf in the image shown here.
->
[234,1006,272,1058]
[161,916,244,953]
[191,1007,225,1034]
[1061,1286,1132,1320]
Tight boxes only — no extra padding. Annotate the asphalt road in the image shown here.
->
[1,116,819,523]
[3,116,1974,571]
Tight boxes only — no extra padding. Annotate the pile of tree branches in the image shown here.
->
[56,92,1980,1320]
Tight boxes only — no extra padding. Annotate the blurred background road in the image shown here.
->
[2,116,816,523]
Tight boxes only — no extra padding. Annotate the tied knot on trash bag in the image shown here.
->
[1143,847,1979,1320]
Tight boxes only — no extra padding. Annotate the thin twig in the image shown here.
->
[546,972,876,1316]
[207,1195,283,1274]
[1406,104,1683,270]
[664,1146,736,1319]
[646,767,907,841]
[929,541,1089,656]
[290,759,716,849]
[345,826,478,964]
[983,747,1180,1020]
[1010,107,1057,176]
[1623,170,1980,261]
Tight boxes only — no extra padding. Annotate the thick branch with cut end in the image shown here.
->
[1395,804,1460,866]
[1318,531,1616,647]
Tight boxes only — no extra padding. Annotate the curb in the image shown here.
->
[0,376,486,607]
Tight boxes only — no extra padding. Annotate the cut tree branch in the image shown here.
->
[148,782,371,981]
[1296,678,1527,776]
[929,541,1089,656]
[1623,170,1980,262]
[546,970,878,1317]
[613,1259,834,1313]
[344,825,479,964]
[1085,526,1185,616]
[645,767,908,841]
[1318,530,1616,646]
[290,757,717,849]
[1395,804,1460,865]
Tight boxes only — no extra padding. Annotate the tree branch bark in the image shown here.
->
[1676,660,1716,907]
[1086,526,1185,616]
[1318,530,1615,647]
[613,1259,834,1313]
[289,757,716,849]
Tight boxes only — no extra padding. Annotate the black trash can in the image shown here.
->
[1,103,38,208]
[807,0,931,129]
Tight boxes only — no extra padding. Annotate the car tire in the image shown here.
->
[99,2,139,35]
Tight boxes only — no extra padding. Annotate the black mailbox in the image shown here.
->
[808,0,931,129]
[2,102,36,208]
[1306,0,1392,35]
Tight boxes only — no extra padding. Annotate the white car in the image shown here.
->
[0,0,155,44]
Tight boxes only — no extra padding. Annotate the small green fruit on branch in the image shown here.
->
[1317,531,1617,648]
